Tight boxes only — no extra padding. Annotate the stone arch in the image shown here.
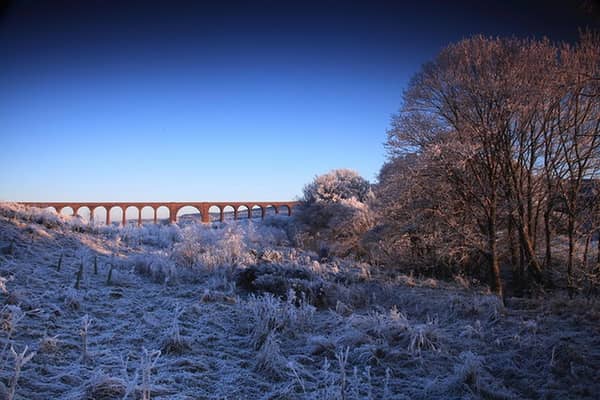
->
[208,205,221,222]
[237,205,250,219]
[278,204,291,216]
[39,206,58,218]
[156,206,170,224]
[264,204,277,217]
[125,206,139,226]
[75,206,92,222]
[59,206,74,217]
[290,203,299,215]
[222,205,235,221]
[109,206,123,226]
[251,205,263,219]
[141,206,155,224]
[93,206,108,225]
[176,205,202,224]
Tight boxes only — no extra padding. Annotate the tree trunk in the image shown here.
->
[544,208,552,269]
[488,207,503,298]
[511,187,543,282]
[517,222,543,281]
[583,234,590,268]
[526,173,535,254]
[597,228,600,266]
[567,215,575,298]
[508,214,521,294]
[519,244,526,283]
[533,201,541,255]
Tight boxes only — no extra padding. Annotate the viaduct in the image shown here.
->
[18,201,299,225]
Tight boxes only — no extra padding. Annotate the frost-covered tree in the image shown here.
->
[380,33,600,296]
[296,169,375,258]
[374,150,484,277]
[302,169,372,204]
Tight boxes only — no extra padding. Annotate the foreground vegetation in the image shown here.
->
[0,203,599,399]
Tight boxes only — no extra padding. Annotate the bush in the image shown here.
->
[244,290,315,350]
[235,262,366,309]
[132,253,178,284]
[302,169,372,204]
[295,170,375,259]
[236,264,325,304]
[120,224,182,248]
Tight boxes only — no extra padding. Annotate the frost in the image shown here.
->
[0,202,598,399]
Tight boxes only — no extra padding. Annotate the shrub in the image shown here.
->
[295,170,375,258]
[254,331,287,378]
[170,226,205,268]
[161,305,190,354]
[245,290,314,349]
[170,224,256,270]
[302,169,372,204]
[132,253,178,284]
[236,264,333,308]
[201,225,252,268]
[407,319,440,355]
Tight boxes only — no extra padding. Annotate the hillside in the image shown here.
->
[0,203,599,399]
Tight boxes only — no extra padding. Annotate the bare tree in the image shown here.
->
[387,36,538,296]
[549,33,600,294]
[495,38,565,284]
[376,149,482,275]
[381,33,600,297]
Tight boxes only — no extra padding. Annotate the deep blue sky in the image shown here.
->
[1,0,597,202]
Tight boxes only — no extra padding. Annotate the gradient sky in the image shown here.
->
[1,0,598,202]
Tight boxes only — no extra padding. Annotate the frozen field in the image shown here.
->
[0,203,599,399]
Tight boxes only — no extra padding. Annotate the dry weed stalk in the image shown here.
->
[336,346,350,400]
[140,348,161,400]
[7,345,35,400]
[1,305,25,363]
[80,314,92,362]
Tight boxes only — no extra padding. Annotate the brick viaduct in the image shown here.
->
[19,202,299,225]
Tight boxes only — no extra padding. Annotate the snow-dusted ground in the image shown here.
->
[0,203,599,399]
